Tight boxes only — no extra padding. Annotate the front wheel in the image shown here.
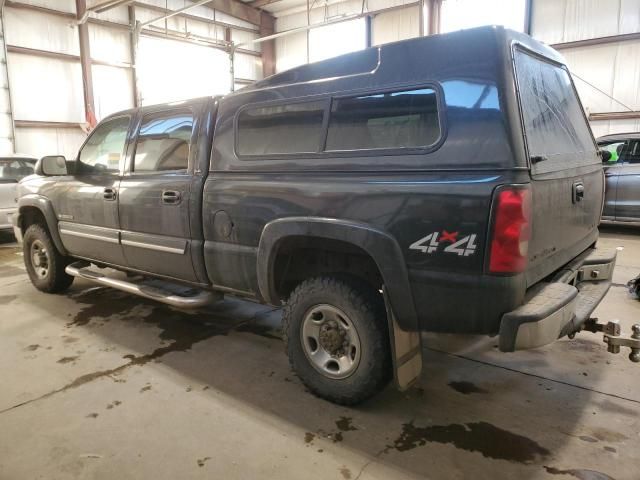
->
[23,224,74,293]
[282,275,391,405]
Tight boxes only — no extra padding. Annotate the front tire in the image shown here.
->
[283,275,391,405]
[23,224,74,293]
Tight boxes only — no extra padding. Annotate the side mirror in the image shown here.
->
[37,155,68,176]
[599,150,612,163]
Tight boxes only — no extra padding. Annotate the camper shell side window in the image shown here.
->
[234,85,444,160]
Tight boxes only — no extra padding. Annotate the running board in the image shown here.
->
[65,261,221,309]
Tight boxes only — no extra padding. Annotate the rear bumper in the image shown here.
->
[499,248,616,352]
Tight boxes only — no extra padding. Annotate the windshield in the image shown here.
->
[0,158,35,182]
[514,49,597,173]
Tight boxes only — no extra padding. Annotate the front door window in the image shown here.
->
[77,116,130,174]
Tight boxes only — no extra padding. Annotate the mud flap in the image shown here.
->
[383,287,422,390]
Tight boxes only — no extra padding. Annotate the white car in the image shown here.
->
[0,155,37,233]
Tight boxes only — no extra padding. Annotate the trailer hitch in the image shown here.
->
[582,318,640,362]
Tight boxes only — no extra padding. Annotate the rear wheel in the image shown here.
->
[23,224,74,293]
[283,275,391,405]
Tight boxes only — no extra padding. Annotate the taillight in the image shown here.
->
[489,186,532,274]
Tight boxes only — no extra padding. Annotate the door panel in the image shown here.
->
[118,108,198,282]
[614,163,640,221]
[119,174,196,280]
[55,115,130,265]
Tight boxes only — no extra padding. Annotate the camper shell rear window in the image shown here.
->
[513,48,597,173]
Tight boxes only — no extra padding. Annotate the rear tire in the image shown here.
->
[23,224,74,293]
[283,275,391,405]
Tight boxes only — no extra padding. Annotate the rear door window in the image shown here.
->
[514,49,597,173]
[133,110,193,173]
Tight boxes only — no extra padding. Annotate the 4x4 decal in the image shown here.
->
[410,231,478,256]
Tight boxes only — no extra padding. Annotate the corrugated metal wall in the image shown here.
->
[275,0,422,73]
[273,0,530,72]
[273,0,639,137]
[6,1,87,158]
[5,0,638,158]
[0,4,15,155]
[531,0,640,137]
[4,0,262,159]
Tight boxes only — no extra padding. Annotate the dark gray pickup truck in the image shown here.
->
[12,26,635,405]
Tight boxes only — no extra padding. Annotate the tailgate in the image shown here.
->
[513,47,603,286]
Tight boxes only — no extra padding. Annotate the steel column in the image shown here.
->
[260,13,276,78]
[128,5,140,107]
[76,0,96,127]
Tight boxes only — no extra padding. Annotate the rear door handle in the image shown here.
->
[103,187,117,201]
[573,182,584,203]
[162,190,182,205]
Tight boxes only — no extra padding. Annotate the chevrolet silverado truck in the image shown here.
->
[12,27,639,405]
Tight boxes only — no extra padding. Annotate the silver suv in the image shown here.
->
[0,156,36,233]
[599,133,640,226]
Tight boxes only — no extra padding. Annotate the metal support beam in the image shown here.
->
[524,0,532,35]
[139,0,214,28]
[130,1,257,33]
[589,111,640,121]
[206,0,262,25]
[552,32,640,50]
[7,45,80,61]
[15,120,82,129]
[76,0,96,126]
[365,15,372,47]
[426,0,441,35]
[5,1,75,19]
[77,0,134,23]
[259,13,275,78]
[128,4,140,107]
[248,0,282,8]
[92,0,133,14]
[6,1,128,30]
[7,44,132,69]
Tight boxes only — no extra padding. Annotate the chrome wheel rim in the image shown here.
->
[300,304,361,379]
[30,240,49,279]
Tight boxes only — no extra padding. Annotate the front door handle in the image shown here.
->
[573,182,585,203]
[103,187,117,201]
[162,190,182,205]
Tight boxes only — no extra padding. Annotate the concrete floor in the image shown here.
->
[0,228,639,480]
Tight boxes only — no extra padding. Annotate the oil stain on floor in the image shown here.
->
[0,294,17,305]
[448,381,489,395]
[389,421,550,464]
[544,466,616,480]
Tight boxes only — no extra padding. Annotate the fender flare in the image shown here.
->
[257,217,419,331]
[17,194,67,255]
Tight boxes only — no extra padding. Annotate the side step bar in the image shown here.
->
[65,261,221,309]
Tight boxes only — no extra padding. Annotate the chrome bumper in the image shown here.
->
[499,248,616,352]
